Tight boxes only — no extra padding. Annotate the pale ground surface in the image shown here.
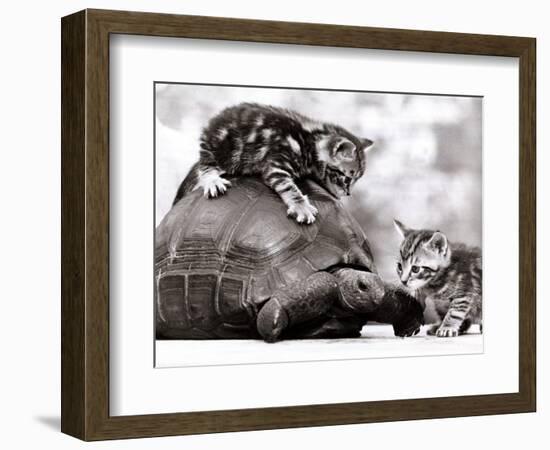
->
[156,324,483,368]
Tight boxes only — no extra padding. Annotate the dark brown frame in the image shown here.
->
[61,9,536,441]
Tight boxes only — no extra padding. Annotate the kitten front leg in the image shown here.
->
[262,166,318,224]
[195,145,231,198]
[436,297,473,338]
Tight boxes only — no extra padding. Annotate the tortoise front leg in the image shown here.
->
[256,272,339,342]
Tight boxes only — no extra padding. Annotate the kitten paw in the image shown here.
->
[427,325,440,336]
[195,171,231,198]
[436,326,459,338]
[287,199,318,224]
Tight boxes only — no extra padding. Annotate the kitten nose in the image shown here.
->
[400,277,408,286]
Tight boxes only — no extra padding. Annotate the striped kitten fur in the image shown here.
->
[393,220,482,337]
[173,102,374,224]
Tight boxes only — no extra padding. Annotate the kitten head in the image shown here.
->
[316,132,373,197]
[393,219,452,290]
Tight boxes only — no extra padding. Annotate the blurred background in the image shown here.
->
[155,83,482,282]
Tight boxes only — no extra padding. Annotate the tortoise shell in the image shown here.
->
[155,178,376,339]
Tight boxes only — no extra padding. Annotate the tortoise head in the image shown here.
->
[334,268,386,313]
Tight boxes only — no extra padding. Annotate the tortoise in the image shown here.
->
[155,177,423,342]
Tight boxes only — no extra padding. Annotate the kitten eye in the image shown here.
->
[396,262,402,271]
[422,266,435,273]
[411,265,420,273]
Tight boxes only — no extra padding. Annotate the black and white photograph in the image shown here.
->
[154,83,483,366]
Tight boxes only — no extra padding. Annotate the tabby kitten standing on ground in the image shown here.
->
[393,220,482,337]
[173,102,373,224]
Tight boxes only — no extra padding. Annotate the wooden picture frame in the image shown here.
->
[61,8,536,441]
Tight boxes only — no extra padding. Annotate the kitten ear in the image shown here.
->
[333,138,356,161]
[426,232,448,255]
[393,219,409,239]
[361,138,374,152]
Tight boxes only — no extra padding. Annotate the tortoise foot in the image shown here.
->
[257,299,289,343]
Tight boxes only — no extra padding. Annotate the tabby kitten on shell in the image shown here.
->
[393,220,482,337]
[173,102,373,224]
